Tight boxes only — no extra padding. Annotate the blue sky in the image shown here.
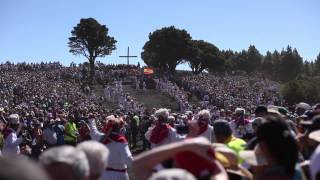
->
[0,0,319,69]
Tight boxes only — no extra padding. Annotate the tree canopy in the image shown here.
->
[141,26,192,73]
[187,40,221,74]
[141,25,319,86]
[68,18,117,81]
[282,79,320,105]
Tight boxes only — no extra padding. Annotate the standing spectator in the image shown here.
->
[30,120,43,159]
[213,120,247,156]
[64,116,78,146]
[197,110,214,142]
[43,119,57,148]
[145,109,179,149]
[54,118,65,145]
[2,114,23,156]
[88,115,133,180]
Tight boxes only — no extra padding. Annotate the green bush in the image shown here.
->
[282,78,320,105]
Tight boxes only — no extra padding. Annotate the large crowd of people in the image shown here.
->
[0,62,320,180]
[181,73,282,112]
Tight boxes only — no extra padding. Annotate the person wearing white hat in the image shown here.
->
[2,114,24,156]
[145,108,180,149]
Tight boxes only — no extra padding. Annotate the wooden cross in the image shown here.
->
[119,46,137,65]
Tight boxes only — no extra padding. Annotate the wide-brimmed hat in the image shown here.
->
[309,130,320,143]
[296,102,311,111]
[213,143,253,179]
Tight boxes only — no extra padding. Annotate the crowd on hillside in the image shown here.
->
[0,63,320,180]
[181,74,282,112]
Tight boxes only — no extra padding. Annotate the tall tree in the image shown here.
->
[141,26,192,73]
[314,53,320,75]
[303,61,311,77]
[233,50,248,72]
[68,18,117,81]
[277,46,303,82]
[261,51,274,76]
[246,45,262,73]
[187,40,221,74]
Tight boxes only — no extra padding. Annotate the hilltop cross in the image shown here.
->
[119,46,137,65]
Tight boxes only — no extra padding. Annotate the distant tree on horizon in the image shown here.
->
[187,40,222,74]
[68,18,116,82]
[141,26,192,73]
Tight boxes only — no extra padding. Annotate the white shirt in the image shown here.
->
[88,119,133,169]
[3,130,23,156]
[199,125,214,142]
[145,126,180,149]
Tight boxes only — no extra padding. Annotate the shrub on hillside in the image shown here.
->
[282,79,320,105]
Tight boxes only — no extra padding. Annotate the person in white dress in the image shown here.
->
[88,115,133,180]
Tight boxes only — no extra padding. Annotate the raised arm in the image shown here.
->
[88,118,104,141]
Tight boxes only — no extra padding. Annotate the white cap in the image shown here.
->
[149,168,196,180]
[9,114,20,124]
[310,145,320,180]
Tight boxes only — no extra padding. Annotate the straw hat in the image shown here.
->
[213,143,253,179]
[309,130,320,143]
